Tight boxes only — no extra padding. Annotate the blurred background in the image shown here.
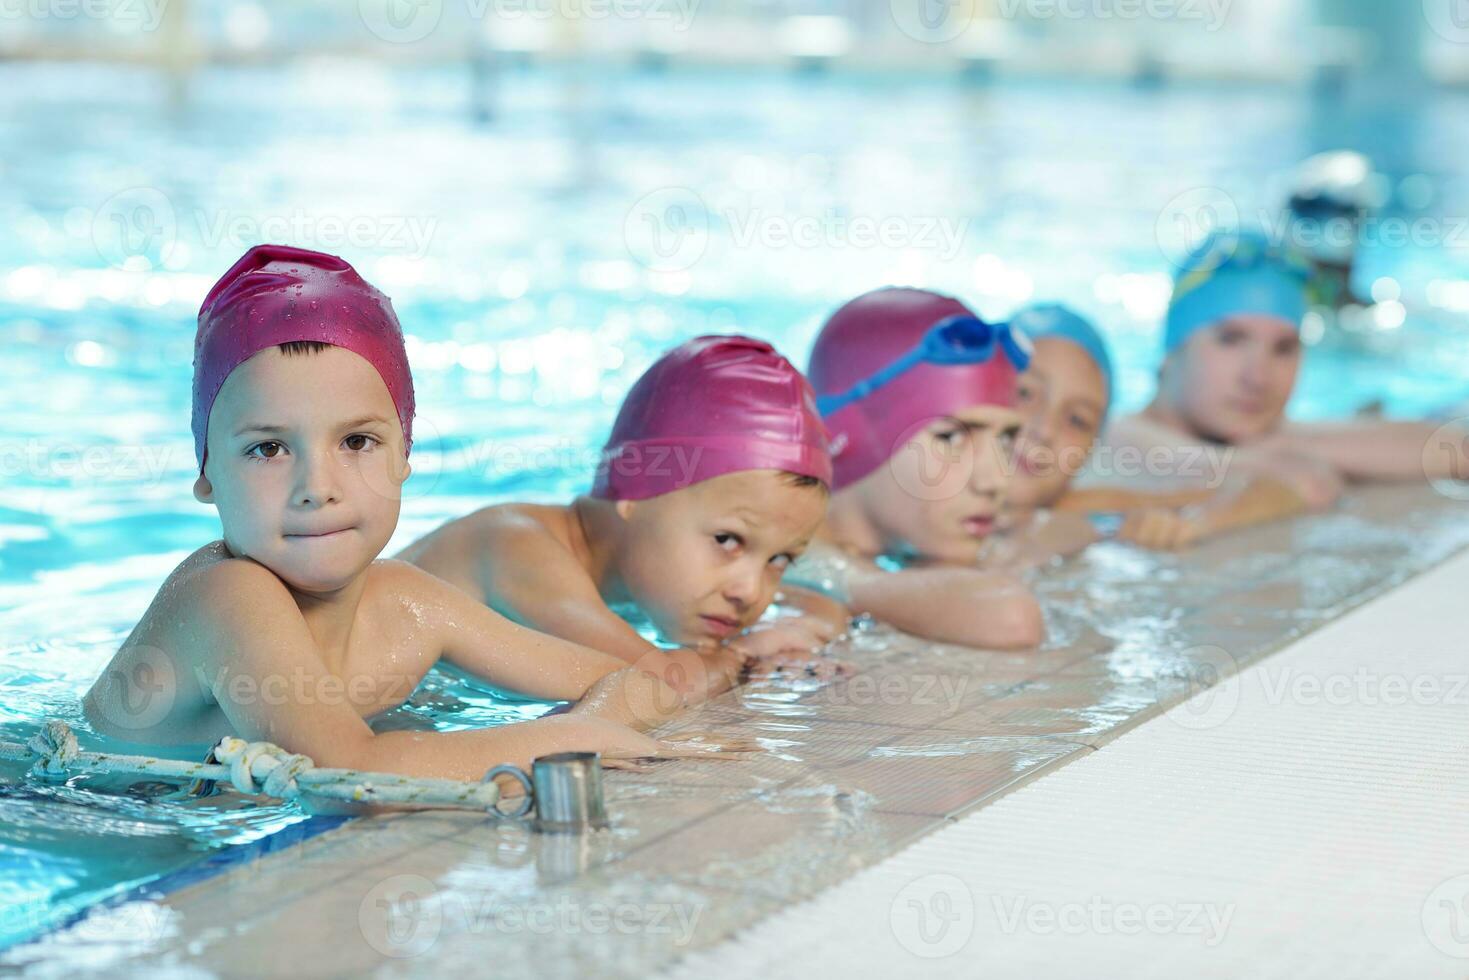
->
[2,0,1469,618]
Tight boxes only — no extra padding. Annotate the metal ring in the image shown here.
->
[482,765,534,819]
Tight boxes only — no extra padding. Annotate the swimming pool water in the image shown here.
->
[2,60,1469,952]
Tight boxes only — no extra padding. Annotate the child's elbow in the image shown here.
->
[984,595,1046,650]
[1289,465,1344,513]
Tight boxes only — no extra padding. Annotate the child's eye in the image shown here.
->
[343,433,379,452]
[246,441,286,460]
[1274,337,1301,357]
[933,428,963,446]
[1069,414,1097,435]
[769,553,794,570]
[713,532,743,553]
[1216,328,1245,346]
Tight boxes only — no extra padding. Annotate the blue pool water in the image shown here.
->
[3,60,1469,951]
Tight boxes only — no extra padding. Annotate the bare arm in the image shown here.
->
[1101,413,1342,510]
[191,561,662,784]
[845,560,1044,650]
[772,584,851,634]
[450,516,745,699]
[1260,420,1469,484]
[1186,475,1311,536]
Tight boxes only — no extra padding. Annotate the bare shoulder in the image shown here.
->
[141,543,294,629]
[180,549,296,619]
[84,544,299,743]
[476,502,576,545]
[397,502,572,562]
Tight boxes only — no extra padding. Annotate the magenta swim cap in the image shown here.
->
[809,287,1031,491]
[192,244,415,471]
[591,335,832,501]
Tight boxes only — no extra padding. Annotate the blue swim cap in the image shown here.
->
[1010,303,1114,414]
[1165,230,1311,354]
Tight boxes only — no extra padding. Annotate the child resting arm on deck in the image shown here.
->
[400,336,849,692]
[994,303,1315,562]
[84,246,724,791]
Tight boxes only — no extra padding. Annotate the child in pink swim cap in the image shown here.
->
[403,335,849,693]
[785,287,1045,651]
[87,245,730,791]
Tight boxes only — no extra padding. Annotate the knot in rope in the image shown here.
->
[212,737,316,800]
[28,720,80,776]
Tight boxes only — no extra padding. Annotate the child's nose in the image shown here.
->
[294,451,342,507]
[722,566,763,610]
[967,439,1005,497]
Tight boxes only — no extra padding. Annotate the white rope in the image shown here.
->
[1,721,515,814]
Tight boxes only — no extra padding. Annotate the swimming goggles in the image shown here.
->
[815,315,1034,417]
[1173,232,1313,304]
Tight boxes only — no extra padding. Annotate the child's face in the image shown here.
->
[613,470,828,649]
[195,346,410,595]
[1010,337,1108,510]
[847,405,1022,564]
[1160,315,1301,444]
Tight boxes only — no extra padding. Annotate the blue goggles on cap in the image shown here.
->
[815,315,1034,418]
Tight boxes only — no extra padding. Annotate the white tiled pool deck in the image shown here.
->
[6,484,1468,979]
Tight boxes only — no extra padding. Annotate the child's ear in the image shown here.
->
[193,472,214,503]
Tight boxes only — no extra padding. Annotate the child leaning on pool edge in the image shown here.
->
[992,303,1314,562]
[1103,229,1469,497]
[782,287,1045,651]
[400,334,849,693]
[84,245,727,790]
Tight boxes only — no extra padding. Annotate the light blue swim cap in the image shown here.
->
[1009,303,1114,414]
[1164,230,1311,355]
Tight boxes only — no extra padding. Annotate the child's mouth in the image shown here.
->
[285,526,355,540]
[961,514,996,537]
[699,614,740,638]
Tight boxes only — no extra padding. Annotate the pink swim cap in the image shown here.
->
[809,287,1031,491]
[591,335,832,501]
[192,244,415,471]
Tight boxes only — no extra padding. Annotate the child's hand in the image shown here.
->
[1115,508,1204,551]
[600,730,759,769]
[727,618,850,679]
